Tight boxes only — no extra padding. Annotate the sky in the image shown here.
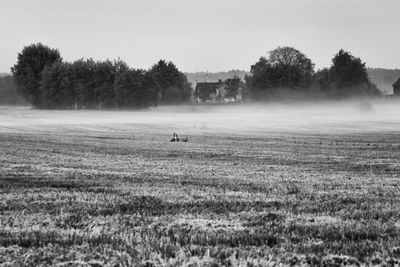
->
[1,0,399,73]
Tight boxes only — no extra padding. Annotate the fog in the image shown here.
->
[0,99,400,135]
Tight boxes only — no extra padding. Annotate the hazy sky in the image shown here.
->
[1,0,399,73]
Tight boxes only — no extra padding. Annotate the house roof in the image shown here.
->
[195,82,223,93]
[393,78,400,88]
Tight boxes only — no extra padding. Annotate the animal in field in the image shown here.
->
[170,133,188,142]
[170,132,179,142]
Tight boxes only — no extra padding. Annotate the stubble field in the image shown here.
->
[1,102,400,266]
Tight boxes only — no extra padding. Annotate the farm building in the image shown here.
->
[193,80,246,103]
[393,78,400,96]
[194,81,226,103]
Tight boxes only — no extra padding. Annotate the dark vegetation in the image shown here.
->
[246,47,381,100]
[11,43,191,109]
[224,76,245,99]
[11,43,62,107]
[6,43,388,108]
[1,130,400,265]
[188,68,398,96]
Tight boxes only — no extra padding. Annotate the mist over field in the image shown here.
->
[1,99,399,135]
[2,0,400,264]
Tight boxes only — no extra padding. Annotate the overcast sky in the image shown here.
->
[1,0,399,73]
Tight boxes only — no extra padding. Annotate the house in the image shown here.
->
[194,80,226,103]
[393,78,400,96]
[375,82,393,96]
[193,79,248,103]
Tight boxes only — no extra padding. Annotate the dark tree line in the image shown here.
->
[11,43,191,109]
[9,43,382,108]
[38,59,161,109]
[247,47,381,100]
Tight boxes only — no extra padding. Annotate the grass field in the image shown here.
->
[1,103,400,266]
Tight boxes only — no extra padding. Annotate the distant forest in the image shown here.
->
[2,68,397,106]
[3,43,399,108]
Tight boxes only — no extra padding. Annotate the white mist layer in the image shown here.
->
[0,100,400,135]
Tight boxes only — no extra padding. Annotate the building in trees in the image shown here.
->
[194,81,225,103]
[393,78,400,96]
[193,78,247,103]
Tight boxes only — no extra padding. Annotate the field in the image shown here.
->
[1,102,400,266]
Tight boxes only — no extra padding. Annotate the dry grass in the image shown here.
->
[1,124,400,266]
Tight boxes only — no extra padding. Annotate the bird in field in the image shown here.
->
[170,132,179,142]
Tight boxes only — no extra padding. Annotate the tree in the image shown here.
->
[163,86,183,103]
[113,68,160,109]
[11,43,62,107]
[37,56,160,109]
[141,71,161,107]
[11,43,170,109]
[149,60,191,103]
[314,50,381,98]
[40,62,75,109]
[312,68,332,95]
[330,49,370,89]
[224,76,242,99]
[246,46,315,100]
[71,58,98,109]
